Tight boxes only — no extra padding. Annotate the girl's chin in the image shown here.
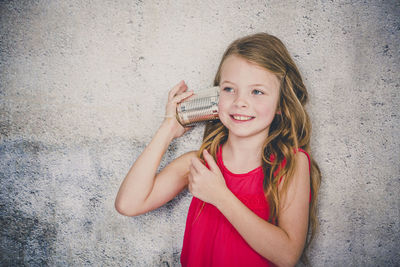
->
[226,127,270,139]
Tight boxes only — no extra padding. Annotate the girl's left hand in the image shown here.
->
[188,150,229,206]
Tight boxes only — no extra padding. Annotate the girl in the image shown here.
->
[115,33,321,267]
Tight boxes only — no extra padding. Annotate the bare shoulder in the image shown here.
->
[279,151,310,186]
[278,151,310,203]
[294,150,310,178]
[178,150,198,163]
[160,150,198,175]
[169,150,198,168]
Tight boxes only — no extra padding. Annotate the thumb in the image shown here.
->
[203,150,221,174]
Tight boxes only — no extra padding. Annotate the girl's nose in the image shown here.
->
[233,93,249,108]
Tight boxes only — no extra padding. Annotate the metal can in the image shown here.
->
[176,86,220,126]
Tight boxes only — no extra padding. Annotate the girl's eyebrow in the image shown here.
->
[220,80,236,85]
[221,80,269,89]
[250,83,268,88]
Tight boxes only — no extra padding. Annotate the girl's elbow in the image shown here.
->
[270,247,302,267]
[114,200,141,217]
[114,200,129,216]
[272,257,297,267]
[279,257,298,267]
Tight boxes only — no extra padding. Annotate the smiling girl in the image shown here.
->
[115,33,321,267]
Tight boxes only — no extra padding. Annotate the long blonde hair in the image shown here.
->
[198,33,321,261]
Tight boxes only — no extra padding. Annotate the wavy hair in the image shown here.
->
[197,33,321,262]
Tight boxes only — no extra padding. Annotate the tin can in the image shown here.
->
[176,86,220,126]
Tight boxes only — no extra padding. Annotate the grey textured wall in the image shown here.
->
[1,0,399,266]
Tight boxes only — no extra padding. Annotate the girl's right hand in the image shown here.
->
[163,80,194,139]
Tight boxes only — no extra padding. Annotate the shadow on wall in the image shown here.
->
[0,207,57,265]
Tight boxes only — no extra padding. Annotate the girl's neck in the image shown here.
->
[222,135,265,172]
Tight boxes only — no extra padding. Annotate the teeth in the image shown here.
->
[232,115,253,121]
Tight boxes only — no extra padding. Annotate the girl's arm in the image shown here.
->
[189,150,310,267]
[115,81,196,216]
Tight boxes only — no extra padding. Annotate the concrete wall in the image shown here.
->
[1,0,399,266]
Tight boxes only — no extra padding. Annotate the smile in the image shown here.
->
[230,115,255,121]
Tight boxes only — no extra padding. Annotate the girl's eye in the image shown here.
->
[223,87,234,93]
[252,89,264,95]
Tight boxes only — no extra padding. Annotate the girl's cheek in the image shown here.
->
[217,100,230,123]
[219,93,235,106]
[218,97,228,111]
[255,97,277,108]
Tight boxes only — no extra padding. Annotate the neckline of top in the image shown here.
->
[217,145,263,177]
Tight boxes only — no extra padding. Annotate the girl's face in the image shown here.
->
[218,55,281,141]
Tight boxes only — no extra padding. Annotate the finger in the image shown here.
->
[190,159,198,173]
[175,81,189,95]
[168,81,187,100]
[191,157,207,173]
[188,183,192,194]
[189,164,194,175]
[189,162,198,176]
[172,90,194,104]
[168,82,182,101]
[203,150,221,174]
[188,172,193,183]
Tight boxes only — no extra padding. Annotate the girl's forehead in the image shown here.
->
[220,55,280,88]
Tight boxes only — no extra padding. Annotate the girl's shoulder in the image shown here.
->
[180,150,198,161]
[296,149,311,173]
[171,150,198,168]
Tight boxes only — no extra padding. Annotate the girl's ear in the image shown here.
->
[276,109,281,115]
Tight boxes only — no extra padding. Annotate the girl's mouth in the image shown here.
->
[230,115,255,122]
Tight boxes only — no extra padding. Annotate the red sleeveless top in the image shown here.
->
[181,146,311,266]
